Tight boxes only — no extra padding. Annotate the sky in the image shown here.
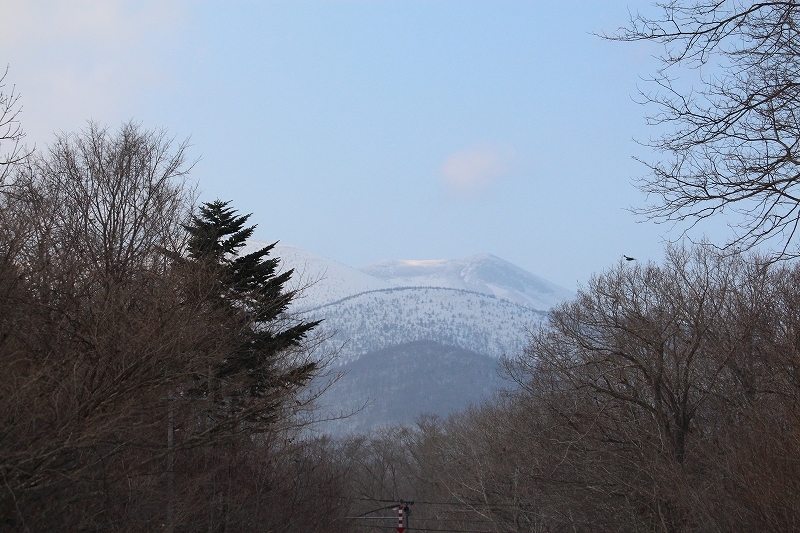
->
[0,0,729,291]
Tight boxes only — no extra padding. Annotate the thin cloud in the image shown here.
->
[440,144,515,199]
[0,1,187,143]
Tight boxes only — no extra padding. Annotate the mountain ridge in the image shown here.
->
[362,252,573,311]
[241,240,573,312]
[305,284,526,312]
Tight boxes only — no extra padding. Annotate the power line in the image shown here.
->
[346,495,538,508]
[347,516,502,525]
[353,504,403,517]
[351,524,499,533]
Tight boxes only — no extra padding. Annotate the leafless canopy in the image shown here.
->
[0,121,348,532]
[607,2,800,257]
[0,67,29,185]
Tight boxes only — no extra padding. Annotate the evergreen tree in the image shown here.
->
[185,199,320,427]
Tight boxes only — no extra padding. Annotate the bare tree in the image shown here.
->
[0,67,28,186]
[0,120,352,532]
[608,2,800,257]
[14,121,196,280]
[0,121,209,531]
[503,243,800,532]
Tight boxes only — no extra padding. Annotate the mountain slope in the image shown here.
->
[310,286,546,364]
[361,253,572,310]
[316,340,512,436]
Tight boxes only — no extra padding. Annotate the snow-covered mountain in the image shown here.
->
[242,240,572,312]
[361,254,573,311]
[238,241,569,434]
[240,240,563,364]
[311,286,546,364]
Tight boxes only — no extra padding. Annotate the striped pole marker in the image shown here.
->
[397,504,405,533]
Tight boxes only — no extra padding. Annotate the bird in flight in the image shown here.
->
[623,255,636,261]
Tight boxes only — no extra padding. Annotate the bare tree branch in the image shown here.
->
[606,2,800,258]
[0,67,30,186]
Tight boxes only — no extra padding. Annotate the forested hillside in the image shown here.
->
[310,286,545,363]
[317,340,509,436]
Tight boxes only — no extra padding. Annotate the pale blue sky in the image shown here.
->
[1,1,724,290]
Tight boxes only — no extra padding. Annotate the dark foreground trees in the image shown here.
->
[0,122,347,532]
[367,245,800,533]
[506,245,786,531]
[0,121,201,530]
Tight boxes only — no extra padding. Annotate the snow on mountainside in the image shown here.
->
[237,241,560,362]
[241,241,572,312]
[240,240,391,310]
[309,286,547,364]
[361,254,573,311]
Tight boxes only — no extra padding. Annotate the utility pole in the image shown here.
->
[397,501,413,532]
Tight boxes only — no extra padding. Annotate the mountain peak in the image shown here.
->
[240,240,572,312]
[361,253,572,311]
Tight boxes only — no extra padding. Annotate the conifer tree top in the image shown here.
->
[186,199,254,263]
